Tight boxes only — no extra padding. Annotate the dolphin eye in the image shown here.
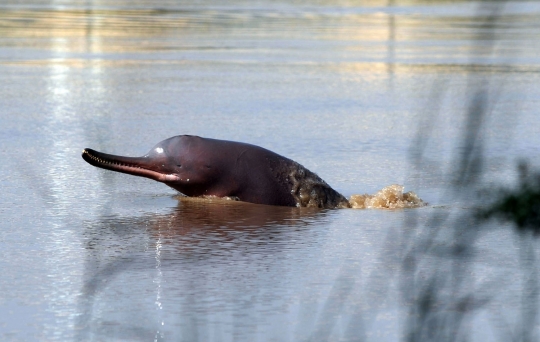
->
[177,164,182,168]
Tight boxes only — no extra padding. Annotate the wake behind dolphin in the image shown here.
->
[82,135,425,209]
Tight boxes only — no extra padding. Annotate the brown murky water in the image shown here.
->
[1,1,540,340]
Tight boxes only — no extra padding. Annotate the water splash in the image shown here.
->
[349,184,426,209]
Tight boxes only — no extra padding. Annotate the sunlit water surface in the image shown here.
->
[1,1,540,341]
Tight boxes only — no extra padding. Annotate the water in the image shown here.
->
[1,1,540,340]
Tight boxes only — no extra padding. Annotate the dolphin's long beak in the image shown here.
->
[82,148,179,182]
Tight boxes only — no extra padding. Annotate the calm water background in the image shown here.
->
[1,1,540,341]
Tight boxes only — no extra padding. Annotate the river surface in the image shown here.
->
[1,1,540,341]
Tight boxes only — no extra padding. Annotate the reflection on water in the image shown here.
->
[1,0,540,340]
[77,199,323,340]
[144,197,321,253]
[2,1,539,70]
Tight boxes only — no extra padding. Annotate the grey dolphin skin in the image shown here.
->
[82,135,350,208]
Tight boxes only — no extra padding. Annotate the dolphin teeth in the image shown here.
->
[85,150,152,172]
